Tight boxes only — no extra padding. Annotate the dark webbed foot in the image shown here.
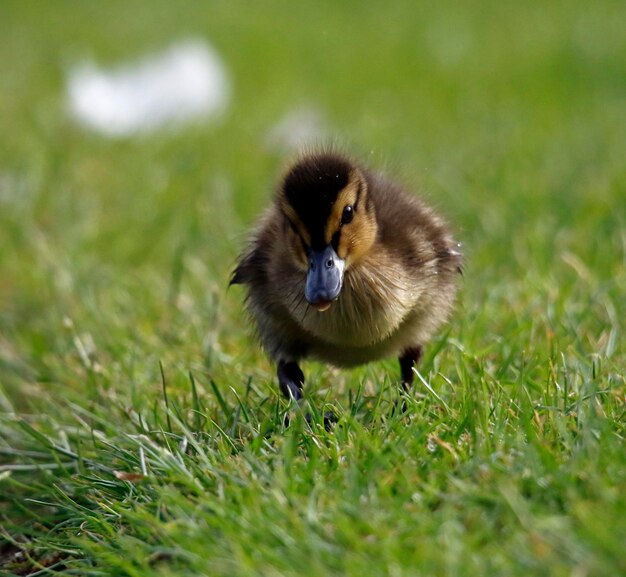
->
[306,410,338,431]
[277,360,304,401]
[277,361,337,430]
[399,346,423,390]
[323,411,338,428]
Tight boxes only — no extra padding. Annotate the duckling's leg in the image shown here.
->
[278,360,338,429]
[399,346,423,391]
[277,360,305,401]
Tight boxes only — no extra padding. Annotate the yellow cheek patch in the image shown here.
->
[324,172,362,244]
[342,214,377,265]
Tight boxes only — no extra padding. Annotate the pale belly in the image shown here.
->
[302,307,426,367]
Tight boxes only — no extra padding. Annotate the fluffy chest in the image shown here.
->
[276,255,422,348]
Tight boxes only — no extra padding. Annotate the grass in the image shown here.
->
[1,1,625,575]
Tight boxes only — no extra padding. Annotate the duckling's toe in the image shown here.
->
[322,410,338,430]
[305,409,338,430]
[391,398,409,416]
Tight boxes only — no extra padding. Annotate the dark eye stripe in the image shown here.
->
[331,231,341,251]
[285,216,298,233]
[354,181,362,210]
[284,214,311,254]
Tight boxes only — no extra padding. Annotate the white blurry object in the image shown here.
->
[265,106,326,151]
[68,39,229,137]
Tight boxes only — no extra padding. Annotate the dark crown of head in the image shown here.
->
[282,154,353,217]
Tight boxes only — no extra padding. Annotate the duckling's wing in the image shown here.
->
[229,251,258,285]
[229,264,245,285]
[435,246,463,275]
[230,206,279,286]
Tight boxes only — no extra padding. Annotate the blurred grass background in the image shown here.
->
[1,1,625,575]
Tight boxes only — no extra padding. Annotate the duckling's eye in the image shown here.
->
[341,205,354,225]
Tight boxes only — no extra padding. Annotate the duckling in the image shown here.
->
[231,151,462,409]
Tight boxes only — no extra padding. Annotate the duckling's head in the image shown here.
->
[278,153,378,311]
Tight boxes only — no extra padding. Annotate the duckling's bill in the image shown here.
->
[305,244,345,311]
